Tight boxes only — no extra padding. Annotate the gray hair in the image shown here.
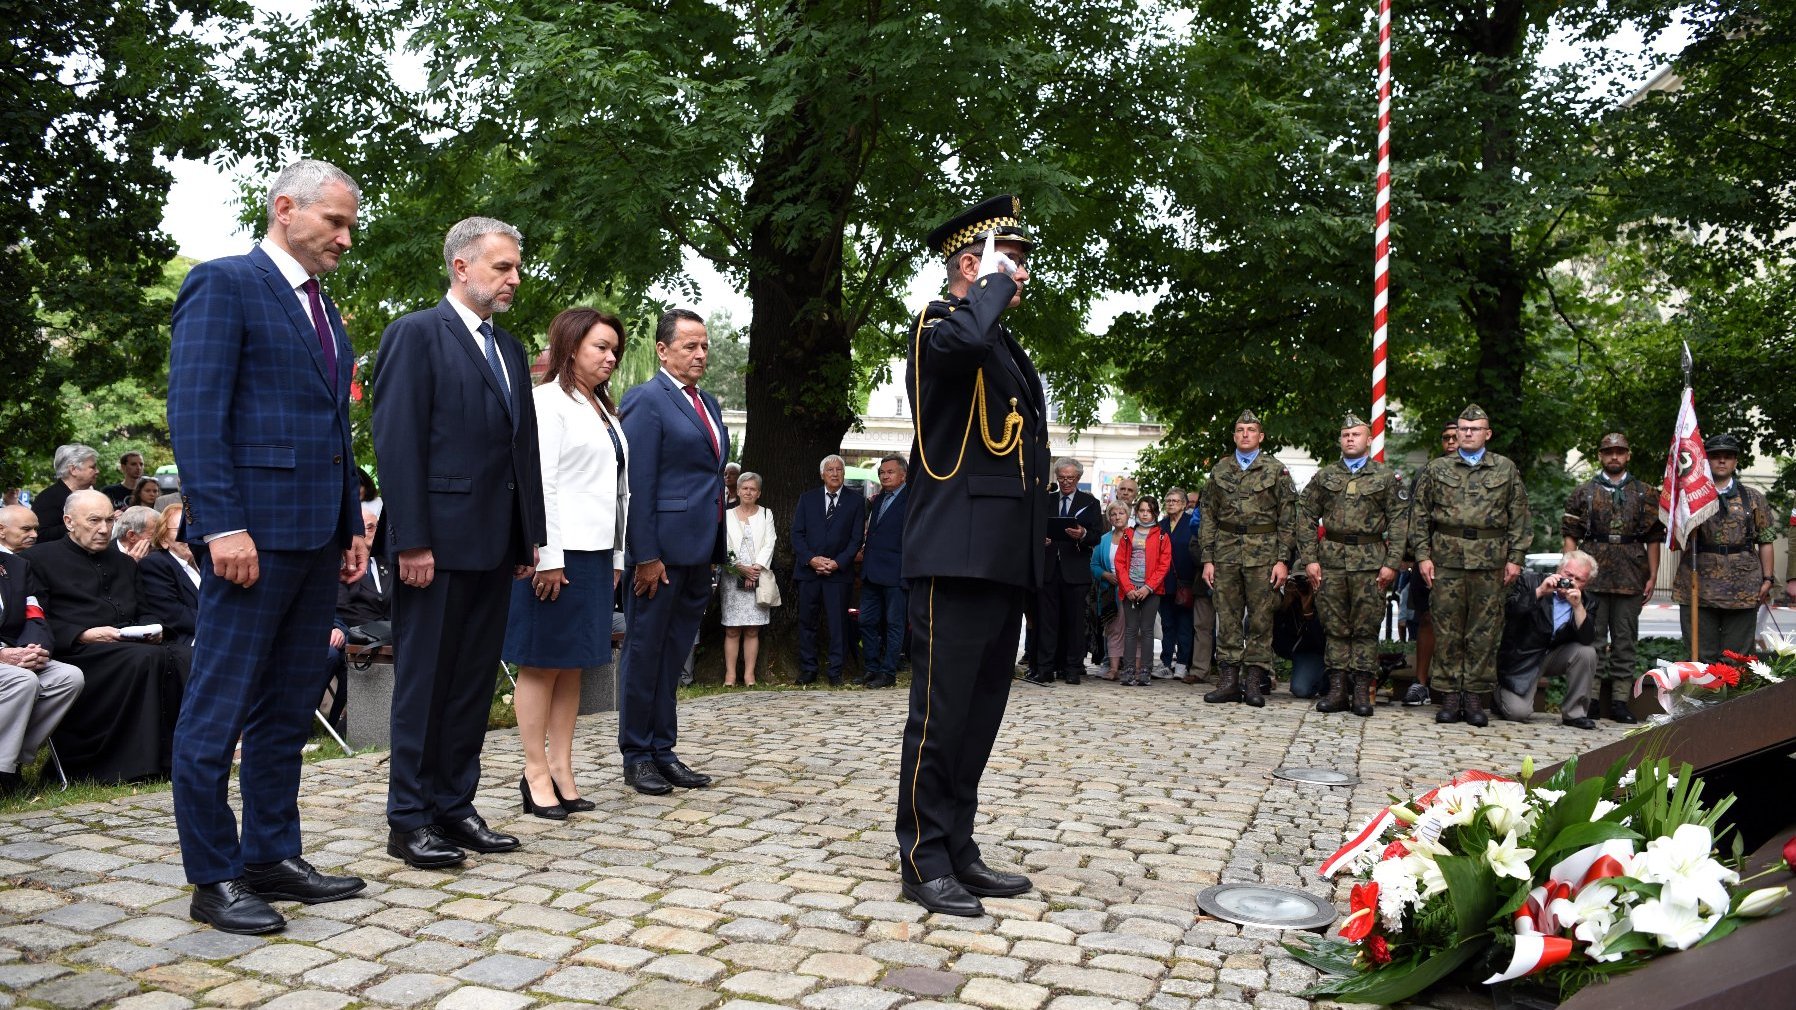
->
[736,471,763,491]
[266,159,361,227]
[53,444,98,479]
[879,454,908,473]
[1052,457,1083,477]
[443,216,524,277]
[1562,549,1600,582]
[818,454,846,474]
[113,505,159,542]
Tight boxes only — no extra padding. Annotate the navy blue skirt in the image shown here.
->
[502,549,615,668]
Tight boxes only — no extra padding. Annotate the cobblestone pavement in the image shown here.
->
[0,679,1632,1009]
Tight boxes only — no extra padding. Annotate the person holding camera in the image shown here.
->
[1494,551,1601,727]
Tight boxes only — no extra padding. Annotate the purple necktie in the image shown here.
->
[302,279,338,389]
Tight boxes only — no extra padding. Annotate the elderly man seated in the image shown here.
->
[0,505,39,553]
[1495,550,1602,729]
[22,490,188,782]
[0,551,85,793]
[113,506,162,561]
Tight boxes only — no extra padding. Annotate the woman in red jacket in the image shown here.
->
[1115,497,1171,686]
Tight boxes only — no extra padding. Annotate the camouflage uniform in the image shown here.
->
[1671,480,1776,661]
[1299,436,1408,714]
[1408,407,1530,700]
[1562,465,1664,683]
[1198,420,1298,686]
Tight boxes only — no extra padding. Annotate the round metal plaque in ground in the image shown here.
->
[1272,767,1359,786]
[1197,883,1337,931]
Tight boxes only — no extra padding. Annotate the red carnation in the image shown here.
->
[1341,882,1379,942]
[1703,663,1741,688]
[1368,935,1392,965]
[1381,840,1410,861]
[1783,836,1796,874]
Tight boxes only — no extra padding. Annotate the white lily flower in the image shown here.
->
[1482,781,1536,836]
[1485,831,1536,881]
[1585,922,1630,963]
[1635,824,1738,913]
[1630,897,1719,950]
[1549,881,1620,933]
[1737,886,1789,917]
[1407,851,1448,898]
[1590,799,1619,822]
[1433,783,1482,827]
[1758,629,1796,657]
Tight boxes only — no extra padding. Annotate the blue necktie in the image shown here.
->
[479,321,509,403]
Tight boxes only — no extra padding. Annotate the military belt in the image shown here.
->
[1216,520,1277,535]
[1695,543,1753,555]
[1436,525,1506,541]
[1583,533,1652,545]
[1323,530,1383,545]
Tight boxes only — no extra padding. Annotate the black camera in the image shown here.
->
[1555,576,1574,590]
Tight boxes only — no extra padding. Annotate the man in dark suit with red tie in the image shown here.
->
[373,217,545,869]
[617,309,727,796]
[792,455,868,686]
[167,160,371,934]
[896,195,1049,917]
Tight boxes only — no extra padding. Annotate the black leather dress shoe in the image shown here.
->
[795,672,818,686]
[901,875,984,917]
[1606,699,1639,724]
[1562,715,1598,730]
[1023,671,1053,686]
[624,761,673,795]
[954,858,1032,897]
[190,879,285,934]
[655,760,712,789]
[387,826,466,869]
[242,857,366,903]
[435,814,520,853]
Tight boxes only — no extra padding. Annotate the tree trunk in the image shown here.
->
[695,78,863,684]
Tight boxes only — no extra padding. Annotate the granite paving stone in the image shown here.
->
[0,680,1632,1010]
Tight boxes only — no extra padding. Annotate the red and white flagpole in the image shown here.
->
[1370,0,1393,462]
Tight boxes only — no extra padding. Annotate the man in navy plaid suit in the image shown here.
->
[168,160,371,935]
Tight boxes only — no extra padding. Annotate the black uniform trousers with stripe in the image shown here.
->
[895,576,1022,885]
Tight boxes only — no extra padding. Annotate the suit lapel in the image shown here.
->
[658,372,719,458]
[439,300,513,420]
[251,246,337,392]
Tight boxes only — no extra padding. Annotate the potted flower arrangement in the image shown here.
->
[1634,631,1792,720]
[1288,757,1791,1004]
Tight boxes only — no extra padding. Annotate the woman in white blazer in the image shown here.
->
[502,308,630,819]
[719,471,776,685]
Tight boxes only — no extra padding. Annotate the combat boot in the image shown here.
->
[1462,690,1489,728]
[1315,669,1350,713]
[1350,671,1375,718]
[1242,665,1267,708]
[1435,690,1463,724]
[1204,663,1242,704]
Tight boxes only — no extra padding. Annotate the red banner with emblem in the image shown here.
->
[1658,386,1719,549]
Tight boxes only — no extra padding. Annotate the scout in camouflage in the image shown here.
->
[1560,431,1663,723]
[1408,404,1530,728]
[1671,434,1777,661]
[1199,408,1298,708]
[1300,413,1407,717]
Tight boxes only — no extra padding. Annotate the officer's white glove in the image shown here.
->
[978,231,1016,279]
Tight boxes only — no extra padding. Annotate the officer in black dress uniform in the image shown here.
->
[895,195,1051,917]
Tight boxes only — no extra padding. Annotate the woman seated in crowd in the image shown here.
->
[128,477,161,510]
[1089,501,1132,682]
[139,502,201,648]
[720,471,774,687]
[1273,572,1327,698]
[504,308,629,821]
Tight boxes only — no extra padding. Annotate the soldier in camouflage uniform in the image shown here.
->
[1408,404,1530,727]
[1300,413,1407,717]
[1671,433,1778,661]
[1199,409,1298,707]
[1561,432,1663,723]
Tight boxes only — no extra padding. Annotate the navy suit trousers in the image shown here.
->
[172,545,340,885]
[618,563,710,765]
[386,565,512,831]
[797,578,852,678]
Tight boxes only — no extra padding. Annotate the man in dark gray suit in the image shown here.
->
[373,216,545,868]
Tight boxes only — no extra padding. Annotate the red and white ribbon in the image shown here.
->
[1635,659,1724,711]
[1484,934,1575,984]
[1318,770,1511,878]
[1488,840,1634,983]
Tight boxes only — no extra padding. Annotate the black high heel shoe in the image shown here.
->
[520,775,568,820]
[553,779,595,813]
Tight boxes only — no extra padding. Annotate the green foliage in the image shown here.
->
[1,3,247,486]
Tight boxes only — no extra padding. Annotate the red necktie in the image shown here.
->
[684,385,720,458]
[301,279,338,389]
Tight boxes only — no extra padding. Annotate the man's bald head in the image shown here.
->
[0,504,37,551]
[64,490,117,553]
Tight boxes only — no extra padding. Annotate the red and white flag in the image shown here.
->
[1659,385,1719,549]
